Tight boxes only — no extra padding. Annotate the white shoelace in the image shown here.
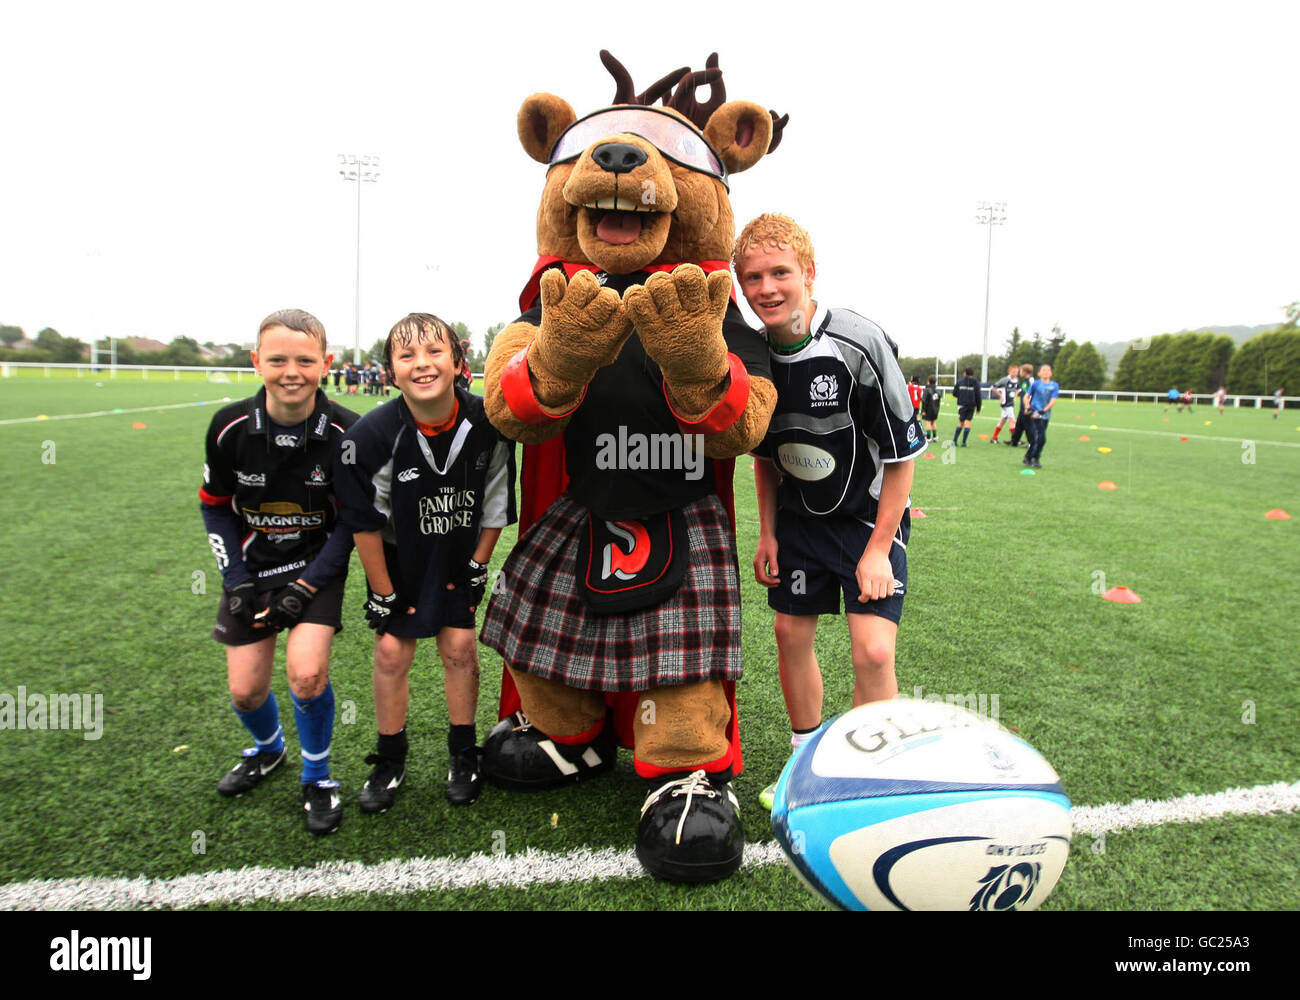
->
[642,769,720,845]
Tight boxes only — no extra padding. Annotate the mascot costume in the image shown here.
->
[480,51,786,882]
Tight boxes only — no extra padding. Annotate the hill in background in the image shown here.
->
[1096,324,1274,374]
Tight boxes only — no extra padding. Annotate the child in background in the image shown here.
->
[335,314,516,810]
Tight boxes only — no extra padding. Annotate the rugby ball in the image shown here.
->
[771,699,1071,910]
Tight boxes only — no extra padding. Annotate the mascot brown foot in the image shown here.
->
[482,671,616,788]
[637,770,743,882]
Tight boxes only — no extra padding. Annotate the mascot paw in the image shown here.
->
[635,769,744,883]
[481,711,616,790]
[622,266,731,383]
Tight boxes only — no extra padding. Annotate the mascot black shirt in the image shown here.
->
[517,269,770,520]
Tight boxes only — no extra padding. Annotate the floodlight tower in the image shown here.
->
[975,200,1007,384]
[339,153,381,365]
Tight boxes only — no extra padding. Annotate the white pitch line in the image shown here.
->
[0,399,232,426]
[1,780,1296,911]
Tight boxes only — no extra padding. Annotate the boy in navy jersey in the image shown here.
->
[734,215,927,809]
[335,314,516,810]
[199,309,359,835]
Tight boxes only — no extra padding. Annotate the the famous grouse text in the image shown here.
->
[419,487,476,535]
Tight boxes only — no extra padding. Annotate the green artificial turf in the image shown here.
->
[0,380,1296,909]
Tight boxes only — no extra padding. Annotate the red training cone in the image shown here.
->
[911,509,927,519]
[1102,586,1142,603]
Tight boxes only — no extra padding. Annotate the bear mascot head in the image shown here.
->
[479,51,785,883]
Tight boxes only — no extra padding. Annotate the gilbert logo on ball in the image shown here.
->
[771,699,1071,911]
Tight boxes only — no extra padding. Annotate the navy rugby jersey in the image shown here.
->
[333,386,516,607]
[515,270,771,521]
[199,388,359,591]
[753,306,927,521]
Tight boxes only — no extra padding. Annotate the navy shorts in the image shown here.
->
[212,576,346,646]
[379,541,477,640]
[957,405,976,422]
[767,512,908,623]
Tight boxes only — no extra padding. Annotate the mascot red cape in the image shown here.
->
[480,51,786,882]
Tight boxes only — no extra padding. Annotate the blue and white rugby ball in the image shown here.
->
[771,699,1071,911]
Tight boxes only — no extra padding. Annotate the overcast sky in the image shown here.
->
[2,1,1296,366]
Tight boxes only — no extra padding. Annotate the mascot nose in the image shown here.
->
[591,142,647,174]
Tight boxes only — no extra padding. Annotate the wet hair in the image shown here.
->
[257,309,328,356]
[383,313,465,382]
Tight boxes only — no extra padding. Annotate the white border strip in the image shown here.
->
[1,780,1296,911]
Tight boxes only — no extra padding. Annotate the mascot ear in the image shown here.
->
[518,94,578,164]
[704,101,774,175]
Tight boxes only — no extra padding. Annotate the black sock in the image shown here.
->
[449,724,477,756]
[377,728,408,761]
[962,427,971,443]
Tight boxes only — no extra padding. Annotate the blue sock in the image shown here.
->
[234,693,285,755]
[291,684,335,784]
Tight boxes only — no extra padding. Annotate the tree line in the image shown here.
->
[900,302,1298,394]
[899,324,1107,390]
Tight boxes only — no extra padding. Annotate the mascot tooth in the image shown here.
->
[480,51,786,883]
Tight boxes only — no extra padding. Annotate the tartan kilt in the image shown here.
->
[480,493,743,692]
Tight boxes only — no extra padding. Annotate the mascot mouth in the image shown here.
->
[582,199,658,246]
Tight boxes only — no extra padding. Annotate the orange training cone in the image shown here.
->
[132,422,147,429]
[1179,436,1188,442]
[1079,435,1090,441]
[1098,481,1118,490]
[1102,586,1142,603]
[1265,509,1291,520]
[911,509,927,519]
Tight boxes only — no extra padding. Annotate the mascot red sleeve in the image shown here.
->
[479,51,786,883]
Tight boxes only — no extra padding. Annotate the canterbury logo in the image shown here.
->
[273,434,298,447]
[601,520,651,581]
[397,468,420,482]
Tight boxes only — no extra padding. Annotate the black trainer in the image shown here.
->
[358,753,406,814]
[635,769,744,883]
[446,748,483,806]
[217,746,286,797]
[302,779,343,835]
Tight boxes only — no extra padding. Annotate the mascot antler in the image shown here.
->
[601,50,787,153]
[600,49,689,107]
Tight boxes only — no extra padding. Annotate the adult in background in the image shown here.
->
[1023,363,1059,469]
